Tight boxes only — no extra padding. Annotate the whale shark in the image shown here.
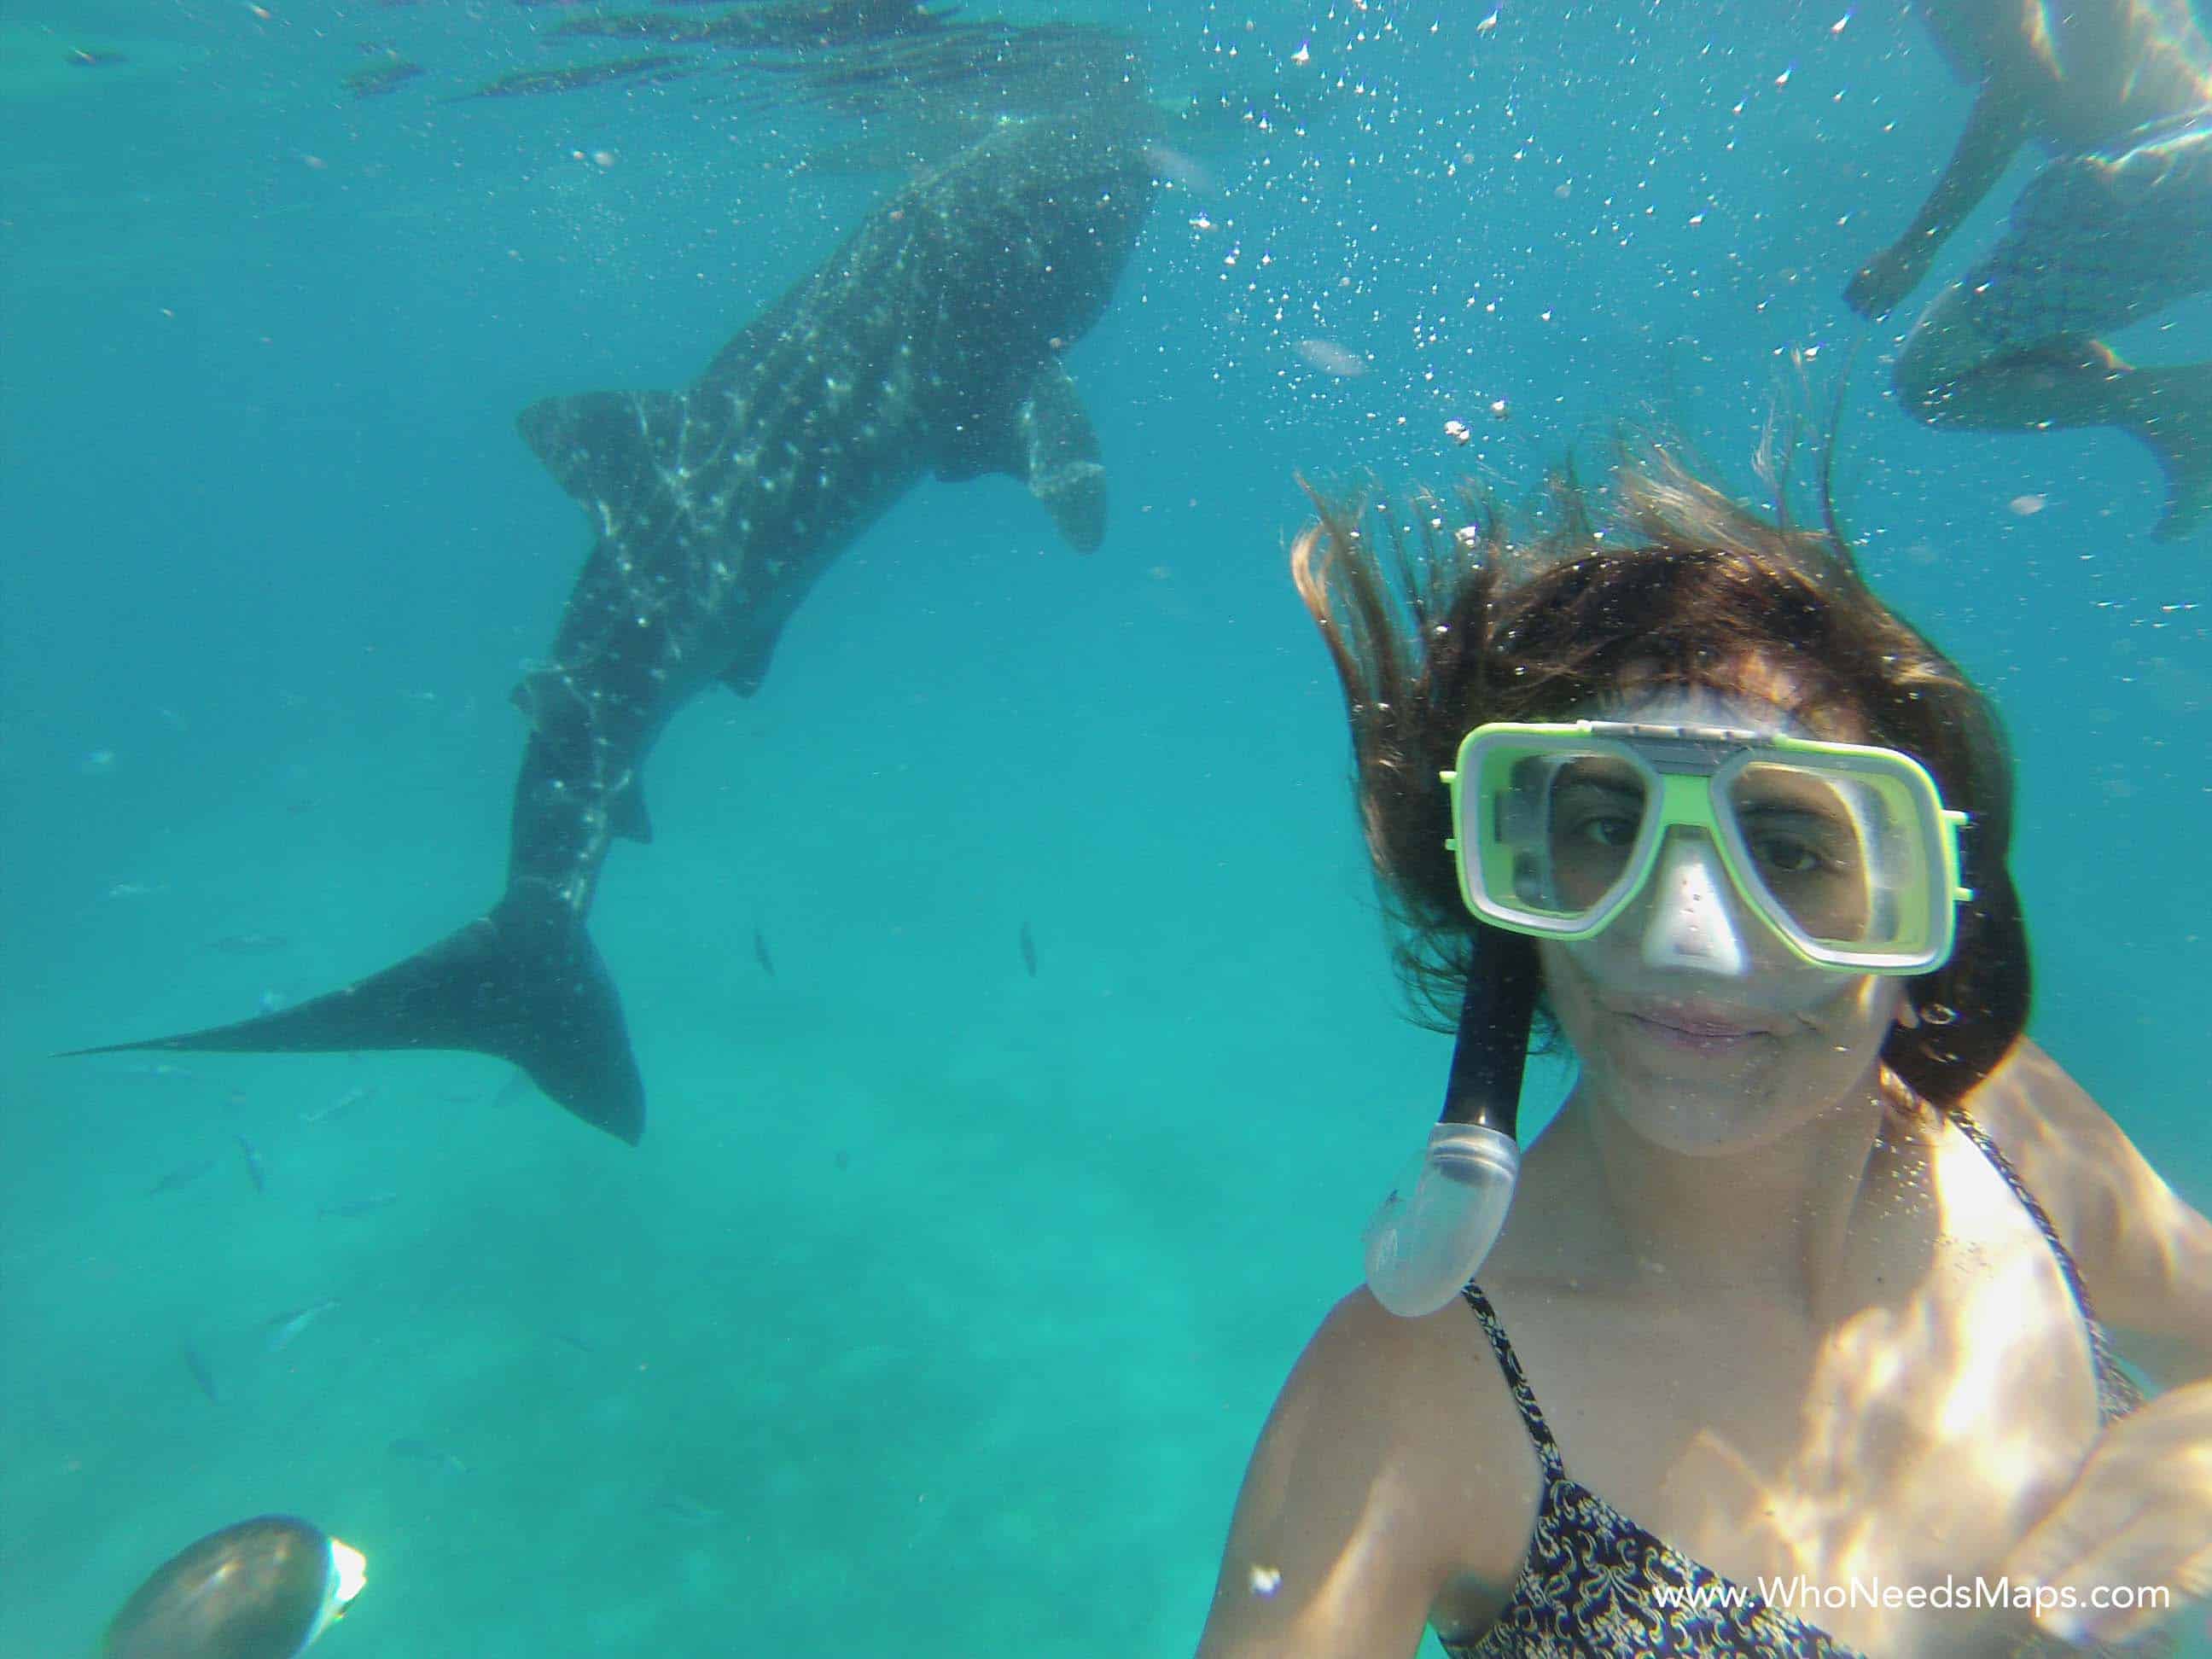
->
[67,108,1159,1144]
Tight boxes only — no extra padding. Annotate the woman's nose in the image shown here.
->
[1638,832,1750,977]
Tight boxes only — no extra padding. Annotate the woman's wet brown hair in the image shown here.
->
[1290,440,2028,1109]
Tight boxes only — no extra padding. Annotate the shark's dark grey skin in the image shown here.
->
[68,109,1158,1144]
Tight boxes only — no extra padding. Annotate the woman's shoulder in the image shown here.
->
[1359,1283,1534,1404]
[1296,1285,1545,1549]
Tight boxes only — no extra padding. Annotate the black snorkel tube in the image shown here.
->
[1363,928,1540,1316]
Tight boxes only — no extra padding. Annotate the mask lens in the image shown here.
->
[1724,761,1924,954]
[1474,743,1652,928]
[1544,758,1650,913]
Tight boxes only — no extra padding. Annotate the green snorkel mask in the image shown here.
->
[1362,719,1972,1318]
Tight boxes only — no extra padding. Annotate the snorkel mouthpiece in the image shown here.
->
[1364,932,1539,1317]
[1364,1121,1522,1317]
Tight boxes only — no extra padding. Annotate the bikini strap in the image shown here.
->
[1460,1283,1569,1481]
[1947,1106,2145,1421]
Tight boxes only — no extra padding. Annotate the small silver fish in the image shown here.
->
[317,1192,396,1220]
[1019,920,1038,978]
[183,1340,223,1404]
[148,1159,214,1196]
[264,1299,339,1353]
[207,932,291,956]
[1294,337,1370,378]
[388,1436,470,1476]
[754,928,774,977]
[236,1134,265,1194]
[649,1489,725,1528]
[301,1086,371,1125]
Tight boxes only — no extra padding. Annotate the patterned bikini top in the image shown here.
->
[1441,1109,2157,1659]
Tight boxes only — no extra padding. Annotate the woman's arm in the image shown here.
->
[1195,1291,1533,1658]
[1965,1038,2212,1388]
[1845,79,2031,317]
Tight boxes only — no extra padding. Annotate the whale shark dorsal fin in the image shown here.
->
[934,360,1108,554]
[516,388,686,521]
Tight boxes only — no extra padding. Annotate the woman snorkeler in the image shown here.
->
[1195,445,2212,1657]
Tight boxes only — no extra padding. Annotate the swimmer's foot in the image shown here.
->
[2138,366,2212,543]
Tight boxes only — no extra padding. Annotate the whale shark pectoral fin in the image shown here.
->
[610,773,653,843]
[716,616,784,699]
[509,667,568,736]
[719,652,771,698]
[516,388,686,521]
[931,361,1108,553]
[1016,359,1107,554]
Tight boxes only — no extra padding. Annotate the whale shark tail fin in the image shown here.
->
[61,886,645,1144]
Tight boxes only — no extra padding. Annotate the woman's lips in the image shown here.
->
[1621,1004,1769,1053]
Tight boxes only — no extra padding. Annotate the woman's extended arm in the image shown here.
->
[1195,1291,1531,1659]
[1965,1037,2212,1388]
[1972,1045,2212,1648]
[1845,79,2032,317]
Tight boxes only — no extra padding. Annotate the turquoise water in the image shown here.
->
[3,2,2207,1654]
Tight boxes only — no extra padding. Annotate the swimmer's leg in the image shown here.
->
[1889,114,2212,540]
[1895,288,2212,541]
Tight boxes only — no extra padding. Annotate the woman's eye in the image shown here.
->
[1754,835,1826,875]
[1569,813,1639,848]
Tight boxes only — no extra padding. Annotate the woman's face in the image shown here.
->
[1538,676,1911,1155]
